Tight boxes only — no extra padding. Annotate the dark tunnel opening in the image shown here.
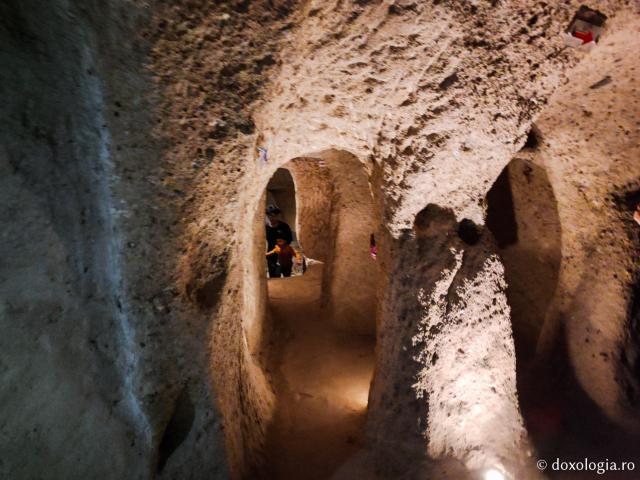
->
[265,167,301,279]
[486,157,568,468]
[266,168,297,242]
[486,167,519,249]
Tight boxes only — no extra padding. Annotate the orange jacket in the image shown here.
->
[266,244,301,264]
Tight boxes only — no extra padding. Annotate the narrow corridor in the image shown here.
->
[263,264,375,479]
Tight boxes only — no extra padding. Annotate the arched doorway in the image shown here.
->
[485,156,564,463]
[266,168,298,246]
[260,150,380,479]
[486,157,562,365]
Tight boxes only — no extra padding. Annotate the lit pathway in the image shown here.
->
[263,263,375,480]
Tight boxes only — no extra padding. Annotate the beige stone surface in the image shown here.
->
[1,0,639,479]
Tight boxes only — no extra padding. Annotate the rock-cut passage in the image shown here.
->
[263,264,374,479]
[261,153,378,479]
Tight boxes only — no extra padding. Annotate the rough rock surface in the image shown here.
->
[530,12,640,430]
[1,0,639,479]
[414,252,530,476]
[1,2,159,479]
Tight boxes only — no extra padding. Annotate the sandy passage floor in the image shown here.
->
[263,264,375,480]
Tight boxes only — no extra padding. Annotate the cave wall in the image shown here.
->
[148,2,301,477]
[255,1,631,230]
[365,206,539,479]
[522,11,640,433]
[147,0,639,473]
[3,0,640,479]
[282,152,379,334]
[240,191,270,357]
[320,150,379,334]
[287,158,334,262]
[0,1,156,478]
[1,0,242,478]
[251,1,634,475]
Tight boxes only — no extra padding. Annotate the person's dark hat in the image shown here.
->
[266,204,281,215]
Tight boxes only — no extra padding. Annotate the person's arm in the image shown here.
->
[266,246,279,256]
[290,246,302,263]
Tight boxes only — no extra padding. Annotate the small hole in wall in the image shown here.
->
[486,166,519,248]
[521,126,540,150]
[458,218,482,245]
[157,388,195,473]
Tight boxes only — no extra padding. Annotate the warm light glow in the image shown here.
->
[483,468,505,480]
[335,370,373,411]
[351,385,370,409]
[341,381,370,410]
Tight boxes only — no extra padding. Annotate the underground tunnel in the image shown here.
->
[257,151,381,479]
[2,1,640,480]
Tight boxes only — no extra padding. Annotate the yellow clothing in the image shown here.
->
[266,244,301,264]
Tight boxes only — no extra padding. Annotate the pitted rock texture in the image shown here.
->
[256,0,627,231]
[1,0,639,479]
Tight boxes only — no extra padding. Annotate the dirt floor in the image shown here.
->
[263,264,375,480]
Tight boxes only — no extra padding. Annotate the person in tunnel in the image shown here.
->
[266,237,302,278]
[266,205,293,277]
